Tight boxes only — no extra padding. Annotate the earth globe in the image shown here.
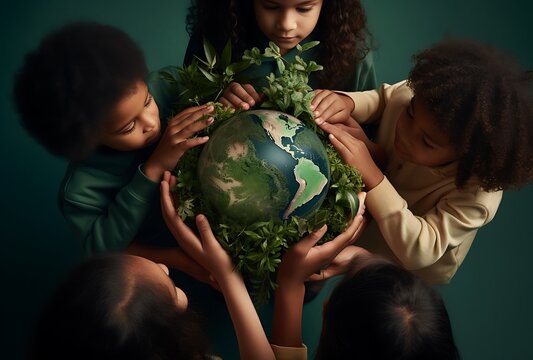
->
[197,109,330,226]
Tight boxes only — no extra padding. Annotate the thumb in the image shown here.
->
[300,224,328,248]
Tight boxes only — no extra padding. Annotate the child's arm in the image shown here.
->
[219,82,263,110]
[59,105,214,256]
[160,171,275,360]
[272,193,366,351]
[321,121,384,190]
[322,120,503,275]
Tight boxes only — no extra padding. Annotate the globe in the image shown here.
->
[197,109,330,226]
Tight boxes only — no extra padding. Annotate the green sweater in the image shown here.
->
[58,67,180,256]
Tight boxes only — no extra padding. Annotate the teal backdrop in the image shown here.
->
[1,1,532,359]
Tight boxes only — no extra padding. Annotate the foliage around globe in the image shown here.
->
[197,110,330,226]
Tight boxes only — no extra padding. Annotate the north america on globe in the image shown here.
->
[197,110,330,225]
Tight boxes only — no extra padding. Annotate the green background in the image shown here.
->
[1,0,532,358]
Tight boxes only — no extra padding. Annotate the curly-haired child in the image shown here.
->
[13,22,215,283]
[183,0,376,113]
[316,38,533,283]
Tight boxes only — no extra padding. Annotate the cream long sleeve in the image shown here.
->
[341,82,502,283]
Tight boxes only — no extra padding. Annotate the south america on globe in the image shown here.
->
[197,110,330,226]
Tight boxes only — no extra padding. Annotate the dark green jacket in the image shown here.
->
[58,67,179,256]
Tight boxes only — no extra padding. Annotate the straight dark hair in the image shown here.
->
[316,262,460,360]
[31,254,208,360]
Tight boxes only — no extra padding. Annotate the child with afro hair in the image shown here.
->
[312,38,533,284]
[13,22,215,283]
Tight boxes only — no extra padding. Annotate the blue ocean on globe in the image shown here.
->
[197,109,330,225]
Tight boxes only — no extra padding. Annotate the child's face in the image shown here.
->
[132,255,188,312]
[394,96,457,167]
[254,0,323,55]
[99,80,161,151]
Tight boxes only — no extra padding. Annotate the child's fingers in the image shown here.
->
[172,104,213,123]
[175,136,209,153]
[298,224,328,250]
[160,177,178,219]
[315,220,358,259]
[169,107,214,133]
[228,82,257,106]
[195,214,219,248]
[310,89,330,108]
[242,83,262,103]
[327,132,353,162]
[173,116,214,140]
[357,192,367,216]
[169,174,177,189]
[218,96,235,109]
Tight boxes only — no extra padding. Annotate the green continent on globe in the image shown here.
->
[198,110,330,225]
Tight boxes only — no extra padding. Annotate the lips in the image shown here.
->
[275,35,297,42]
[145,130,161,146]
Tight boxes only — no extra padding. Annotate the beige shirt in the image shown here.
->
[342,81,503,283]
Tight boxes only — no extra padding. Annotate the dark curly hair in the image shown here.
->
[186,0,371,90]
[13,22,148,160]
[408,39,533,191]
[31,254,208,360]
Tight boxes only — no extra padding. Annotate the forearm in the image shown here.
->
[218,273,274,360]
[271,282,305,348]
[126,243,185,269]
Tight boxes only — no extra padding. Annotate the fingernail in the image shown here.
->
[310,104,315,110]
[315,117,323,125]
[207,117,214,124]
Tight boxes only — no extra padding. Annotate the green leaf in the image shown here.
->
[276,58,286,73]
[198,67,218,83]
[268,41,280,54]
[220,40,232,68]
[300,40,320,52]
[202,37,217,68]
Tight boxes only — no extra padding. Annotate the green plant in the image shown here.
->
[163,39,363,304]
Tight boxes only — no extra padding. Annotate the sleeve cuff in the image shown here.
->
[271,343,308,360]
[125,164,160,203]
[366,176,407,219]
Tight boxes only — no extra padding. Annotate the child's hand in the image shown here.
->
[160,171,235,283]
[276,194,366,287]
[307,245,371,282]
[143,105,214,182]
[311,89,355,125]
[321,122,385,190]
[219,82,262,110]
[321,120,387,167]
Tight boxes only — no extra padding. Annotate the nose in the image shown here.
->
[277,10,297,32]
[140,114,159,134]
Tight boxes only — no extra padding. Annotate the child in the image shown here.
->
[162,171,458,359]
[271,242,460,359]
[13,22,213,280]
[31,171,364,360]
[31,253,209,359]
[314,38,533,284]
[184,0,376,111]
